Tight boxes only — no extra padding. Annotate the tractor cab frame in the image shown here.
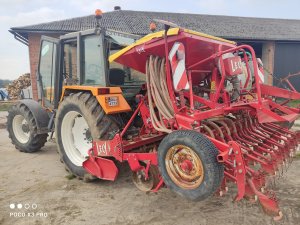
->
[37,27,140,110]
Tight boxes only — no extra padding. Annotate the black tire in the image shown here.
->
[7,103,48,153]
[158,130,224,201]
[55,92,119,180]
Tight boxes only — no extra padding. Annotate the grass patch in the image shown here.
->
[295,152,300,160]
[65,174,76,180]
[0,101,15,111]
[288,99,300,108]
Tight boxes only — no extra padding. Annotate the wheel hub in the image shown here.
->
[180,159,193,173]
[22,123,29,133]
[85,129,92,142]
[165,145,204,189]
[12,115,30,144]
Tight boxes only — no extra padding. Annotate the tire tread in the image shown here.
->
[158,130,224,201]
[7,103,48,153]
[55,92,119,180]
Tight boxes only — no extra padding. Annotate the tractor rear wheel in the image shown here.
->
[7,103,48,153]
[55,92,119,180]
[158,130,224,201]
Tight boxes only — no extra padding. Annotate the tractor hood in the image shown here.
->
[109,28,236,73]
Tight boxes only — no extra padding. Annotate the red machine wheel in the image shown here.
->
[132,165,160,192]
[158,130,224,201]
[165,144,204,189]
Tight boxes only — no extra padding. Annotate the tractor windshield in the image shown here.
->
[107,33,145,88]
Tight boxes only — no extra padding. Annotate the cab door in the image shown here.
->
[37,36,60,108]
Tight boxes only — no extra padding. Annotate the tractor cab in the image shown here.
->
[37,26,143,109]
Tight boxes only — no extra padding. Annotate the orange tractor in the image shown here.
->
[7,12,300,219]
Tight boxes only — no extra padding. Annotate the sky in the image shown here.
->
[1,0,300,80]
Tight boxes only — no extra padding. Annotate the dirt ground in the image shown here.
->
[0,111,299,225]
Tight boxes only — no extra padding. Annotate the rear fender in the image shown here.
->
[19,99,50,134]
[60,86,131,114]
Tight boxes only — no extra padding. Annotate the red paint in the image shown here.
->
[223,56,243,76]
[180,159,193,172]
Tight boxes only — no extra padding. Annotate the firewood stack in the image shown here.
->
[7,73,31,100]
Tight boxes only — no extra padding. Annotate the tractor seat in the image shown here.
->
[109,68,125,86]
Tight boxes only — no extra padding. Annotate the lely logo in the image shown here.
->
[9,203,48,218]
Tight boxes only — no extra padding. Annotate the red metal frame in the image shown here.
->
[82,28,300,219]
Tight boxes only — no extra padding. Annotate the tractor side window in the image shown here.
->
[63,40,78,85]
[109,50,145,86]
[81,35,106,86]
[39,40,56,104]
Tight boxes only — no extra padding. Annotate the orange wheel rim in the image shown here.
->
[165,144,204,189]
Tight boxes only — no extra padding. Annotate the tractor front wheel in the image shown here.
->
[158,130,224,201]
[55,92,119,181]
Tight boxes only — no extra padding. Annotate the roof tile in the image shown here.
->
[10,10,300,41]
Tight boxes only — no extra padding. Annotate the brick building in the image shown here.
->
[9,9,300,99]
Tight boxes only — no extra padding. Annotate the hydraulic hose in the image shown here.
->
[146,56,174,133]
